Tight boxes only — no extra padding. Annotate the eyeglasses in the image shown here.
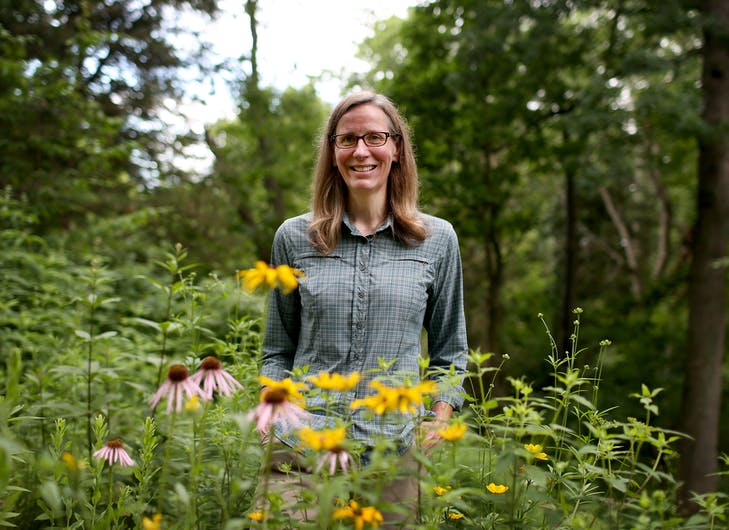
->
[330,131,399,149]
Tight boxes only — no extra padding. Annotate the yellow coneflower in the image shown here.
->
[184,394,201,412]
[351,380,438,415]
[524,443,549,461]
[298,426,346,451]
[247,510,267,521]
[308,371,361,391]
[141,513,163,530]
[486,482,509,494]
[433,485,449,496]
[438,422,467,442]
[332,499,383,529]
[237,261,304,294]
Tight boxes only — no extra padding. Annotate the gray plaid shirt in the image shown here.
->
[262,212,468,450]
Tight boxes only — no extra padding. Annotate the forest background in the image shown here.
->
[1,0,728,515]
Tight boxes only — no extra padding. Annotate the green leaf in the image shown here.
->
[74,329,91,340]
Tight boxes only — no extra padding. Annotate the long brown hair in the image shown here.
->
[308,91,427,254]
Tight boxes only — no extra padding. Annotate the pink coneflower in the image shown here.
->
[298,426,351,475]
[93,438,135,467]
[150,364,205,413]
[317,449,351,475]
[247,376,309,435]
[190,356,244,400]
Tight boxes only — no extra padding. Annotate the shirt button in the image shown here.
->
[358,289,365,299]
[356,322,364,330]
[359,262,366,271]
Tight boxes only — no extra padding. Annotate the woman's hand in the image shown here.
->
[419,401,454,450]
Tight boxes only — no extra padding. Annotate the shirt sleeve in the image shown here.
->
[423,221,468,410]
[260,222,301,381]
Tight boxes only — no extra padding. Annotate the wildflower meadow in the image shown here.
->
[1,196,728,529]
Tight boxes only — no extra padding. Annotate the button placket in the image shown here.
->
[350,238,371,363]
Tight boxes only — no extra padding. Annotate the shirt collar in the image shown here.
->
[342,211,393,237]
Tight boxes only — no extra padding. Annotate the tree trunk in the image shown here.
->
[243,0,283,262]
[678,0,729,509]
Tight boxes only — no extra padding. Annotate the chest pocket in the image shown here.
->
[294,252,350,318]
[371,255,432,319]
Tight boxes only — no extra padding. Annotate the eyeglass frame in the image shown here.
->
[330,131,400,149]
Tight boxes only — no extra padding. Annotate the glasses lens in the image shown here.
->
[333,132,392,148]
[336,134,356,148]
[364,132,387,146]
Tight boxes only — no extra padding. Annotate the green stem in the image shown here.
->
[157,411,178,513]
[190,405,209,529]
[108,465,114,517]
[87,305,95,461]
[260,436,276,530]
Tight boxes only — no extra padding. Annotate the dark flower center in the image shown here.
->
[263,387,287,404]
[168,364,189,382]
[200,356,221,371]
[107,438,123,449]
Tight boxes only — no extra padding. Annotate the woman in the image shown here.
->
[258,91,468,526]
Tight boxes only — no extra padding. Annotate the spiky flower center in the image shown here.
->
[200,356,221,371]
[263,387,287,404]
[106,438,123,449]
[168,364,189,382]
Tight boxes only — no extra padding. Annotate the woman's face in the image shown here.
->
[333,104,399,200]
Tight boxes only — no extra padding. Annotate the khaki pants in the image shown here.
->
[254,441,420,528]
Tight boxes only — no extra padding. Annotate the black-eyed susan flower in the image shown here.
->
[274,264,305,294]
[150,364,204,413]
[142,513,163,530]
[438,422,467,442]
[433,485,449,496]
[237,261,304,294]
[190,356,244,400]
[247,510,267,522]
[351,380,438,415]
[308,371,361,391]
[61,451,86,471]
[93,438,135,467]
[298,426,351,474]
[247,376,308,434]
[524,443,549,461]
[332,499,384,529]
[486,482,509,494]
[184,394,201,412]
[448,512,465,520]
[298,426,346,451]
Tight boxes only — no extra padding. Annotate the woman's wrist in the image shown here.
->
[431,401,453,423]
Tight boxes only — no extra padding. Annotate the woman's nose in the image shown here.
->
[353,139,370,156]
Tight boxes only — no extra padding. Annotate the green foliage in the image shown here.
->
[0,195,263,527]
[1,195,727,528]
[206,83,330,262]
[0,0,224,232]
